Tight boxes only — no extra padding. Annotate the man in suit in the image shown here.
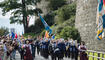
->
[30,40,36,59]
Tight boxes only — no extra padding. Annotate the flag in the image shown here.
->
[102,14,105,28]
[52,34,55,39]
[103,0,105,12]
[96,0,105,40]
[11,32,15,40]
[38,13,52,35]
[45,31,49,38]
[49,28,52,35]
[15,33,18,39]
[98,0,103,12]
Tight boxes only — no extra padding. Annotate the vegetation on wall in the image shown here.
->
[55,3,76,24]
[27,1,81,41]
[46,0,66,10]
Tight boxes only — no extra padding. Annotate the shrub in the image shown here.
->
[55,3,76,24]
[59,26,81,41]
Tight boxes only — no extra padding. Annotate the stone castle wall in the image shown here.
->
[75,0,105,51]
[36,0,105,51]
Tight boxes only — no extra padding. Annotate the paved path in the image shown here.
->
[15,51,73,60]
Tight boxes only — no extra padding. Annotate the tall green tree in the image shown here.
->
[0,27,9,36]
[0,0,42,33]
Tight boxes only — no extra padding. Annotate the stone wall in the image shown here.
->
[75,0,105,51]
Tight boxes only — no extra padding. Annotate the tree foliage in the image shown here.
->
[59,26,81,41]
[62,16,75,27]
[0,27,9,36]
[0,0,42,33]
[54,16,75,35]
[46,0,66,10]
[49,2,81,41]
[0,0,42,16]
[55,3,76,24]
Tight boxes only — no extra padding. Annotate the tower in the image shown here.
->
[75,0,105,51]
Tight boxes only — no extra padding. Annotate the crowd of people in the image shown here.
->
[0,35,88,60]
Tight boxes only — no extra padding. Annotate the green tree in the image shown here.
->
[62,16,75,27]
[59,26,81,41]
[55,3,76,24]
[0,0,42,33]
[46,0,66,10]
[0,27,9,36]
[54,13,76,35]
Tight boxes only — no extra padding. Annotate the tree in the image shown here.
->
[46,0,66,10]
[0,0,42,33]
[55,3,76,24]
[60,26,81,42]
[0,27,9,36]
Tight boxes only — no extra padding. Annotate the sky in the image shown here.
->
[0,0,35,35]
[0,8,24,34]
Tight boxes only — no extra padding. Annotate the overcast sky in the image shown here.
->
[0,0,35,35]
[0,8,24,34]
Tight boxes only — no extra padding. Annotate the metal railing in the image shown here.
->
[85,50,105,60]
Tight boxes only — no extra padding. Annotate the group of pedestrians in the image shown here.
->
[0,35,36,60]
[0,36,19,60]
[0,35,88,60]
[36,37,88,60]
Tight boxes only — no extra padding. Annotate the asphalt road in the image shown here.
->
[15,50,74,60]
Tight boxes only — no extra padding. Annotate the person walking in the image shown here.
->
[79,41,88,60]
[30,40,36,59]
[24,41,33,60]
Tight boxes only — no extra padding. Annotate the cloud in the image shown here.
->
[0,0,3,2]
[0,9,11,19]
[0,8,24,34]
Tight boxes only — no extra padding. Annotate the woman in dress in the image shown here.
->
[24,40,33,60]
[79,41,88,60]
